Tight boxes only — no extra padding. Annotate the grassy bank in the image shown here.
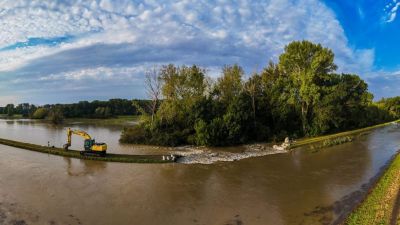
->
[0,138,176,163]
[61,115,139,126]
[290,120,400,149]
[0,114,23,119]
[345,152,400,225]
[0,115,139,126]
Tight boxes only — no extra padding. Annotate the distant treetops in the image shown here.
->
[120,40,394,147]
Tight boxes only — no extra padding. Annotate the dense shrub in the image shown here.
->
[32,108,48,119]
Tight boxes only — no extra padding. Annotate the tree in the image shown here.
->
[244,73,262,126]
[158,64,207,122]
[48,107,64,124]
[279,40,337,135]
[144,67,162,124]
[377,97,400,118]
[6,104,14,116]
[95,107,112,118]
[32,108,48,119]
[260,61,301,137]
[215,64,244,105]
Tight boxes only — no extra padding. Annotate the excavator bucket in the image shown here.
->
[63,143,71,150]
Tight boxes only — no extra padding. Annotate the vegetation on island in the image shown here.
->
[120,40,395,146]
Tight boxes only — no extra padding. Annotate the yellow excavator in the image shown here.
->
[63,128,107,157]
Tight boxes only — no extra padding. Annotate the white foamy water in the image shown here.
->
[175,144,288,164]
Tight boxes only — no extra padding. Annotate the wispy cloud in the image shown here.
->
[358,6,365,20]
[365,70,400,99]
[384,0,400,22]
[0,0,378,104]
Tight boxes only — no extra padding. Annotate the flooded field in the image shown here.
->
[0,120,400,224]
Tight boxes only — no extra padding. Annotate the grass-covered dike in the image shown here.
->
[289,120,400,150]
[0,138,177,163]
[345,152,400,225]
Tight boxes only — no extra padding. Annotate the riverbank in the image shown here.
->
[345,152,400,225]
[289,120,400,149]
[0,114,23,119]
[0,138,177,163]
[0,115,138,126]
[64,115,138,126]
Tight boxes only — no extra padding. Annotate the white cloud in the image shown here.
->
[384,0,400,22]
[0,95,19,105]
[0,0,379,103]
[38,66,144,81]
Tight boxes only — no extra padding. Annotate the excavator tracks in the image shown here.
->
[80,151,106,157]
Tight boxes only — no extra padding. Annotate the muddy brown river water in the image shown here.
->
[0,119,400,225]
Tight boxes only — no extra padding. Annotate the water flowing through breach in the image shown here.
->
[175,144,288,164]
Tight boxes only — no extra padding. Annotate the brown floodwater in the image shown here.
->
[0,120,400,225]
[0,119,173,155]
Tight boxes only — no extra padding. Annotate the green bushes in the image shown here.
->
[120,126,148,144]
[32,108,48,119]
[322,136,354,147]
[47,107,64,124]
[94,107,112,118]
[194,118,226,146]
[31,107,64,124]
[309,136,354,151]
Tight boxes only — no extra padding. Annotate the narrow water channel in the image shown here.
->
[0,121,399,224]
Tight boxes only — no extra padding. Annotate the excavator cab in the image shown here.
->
[64,128,107,157]
[84,139,94,151]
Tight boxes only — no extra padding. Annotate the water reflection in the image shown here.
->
[63,157,107,177]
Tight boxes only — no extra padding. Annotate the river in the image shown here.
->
[0,119,399,225]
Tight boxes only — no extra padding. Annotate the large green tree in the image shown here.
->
[279,40,337,135]
[159,64,207,121]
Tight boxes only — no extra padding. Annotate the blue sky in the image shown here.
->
[324,0,399,70]
[0,0,399,105]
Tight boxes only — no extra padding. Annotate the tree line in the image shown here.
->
[0,99,150,120]
[120,40,395,146]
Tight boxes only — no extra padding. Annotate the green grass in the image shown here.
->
[290,120,400,149]
[345,153,400,225]
[0,115,139,126]
[62,115,139,126]
[308,136,354,152]
[0,137,176,163]
[0,114,24,119]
